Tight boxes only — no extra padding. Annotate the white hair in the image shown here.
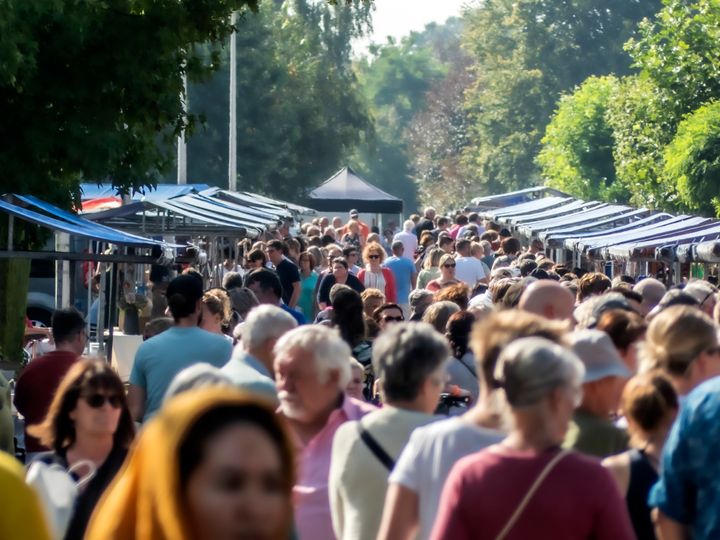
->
[241,305,298,350]
[274,325,352,389]
[424,206,436,217]
[403,220,415,232]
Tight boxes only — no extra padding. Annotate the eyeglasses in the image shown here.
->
[368,254,380,259]
[82,393,123,409]
[381,315,404,322]
[706,345,720,356]
[443,263,456,268]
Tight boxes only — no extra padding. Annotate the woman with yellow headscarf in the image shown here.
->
[85,387,295,540]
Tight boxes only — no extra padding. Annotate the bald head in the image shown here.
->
[633,278,666,316]
[519,281,576,322]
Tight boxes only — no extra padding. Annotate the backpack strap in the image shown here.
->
[357,422,395,471]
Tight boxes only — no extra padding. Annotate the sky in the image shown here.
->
[353,0,471,55]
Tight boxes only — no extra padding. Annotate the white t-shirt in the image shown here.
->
[392,231,418,260]
[389,418,504,540]
[454,256,486,286]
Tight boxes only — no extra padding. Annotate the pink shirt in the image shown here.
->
[289,396,375,540]
[431,446,634,540]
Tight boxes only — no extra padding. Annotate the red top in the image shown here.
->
[14,351,79,452]
[431,446,635,540]
[357,267,397,303]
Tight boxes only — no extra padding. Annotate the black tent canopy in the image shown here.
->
[308,167,403,214]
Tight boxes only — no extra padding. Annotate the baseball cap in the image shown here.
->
[570,329,631,383]
[349,209,359,217]
[587,293,632,328]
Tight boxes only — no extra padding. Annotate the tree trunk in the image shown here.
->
[0,258,30,367]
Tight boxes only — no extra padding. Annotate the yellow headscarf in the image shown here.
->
[85,387,293,540]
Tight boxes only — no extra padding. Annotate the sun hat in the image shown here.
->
[570,329,631,383]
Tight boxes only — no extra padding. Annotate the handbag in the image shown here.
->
[493,449,570,540]
[26,459,97,540]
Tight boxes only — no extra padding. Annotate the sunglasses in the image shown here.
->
[368,254,380,259]
[443,263,456,268]
[82,394,123,409]
[381,315,404,322]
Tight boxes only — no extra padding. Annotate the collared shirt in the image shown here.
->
[221,349,278,405]
[285,395,375,540]
[649,376,720,539]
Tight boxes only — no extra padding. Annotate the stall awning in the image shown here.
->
[606,222,720,260]
[503,200,602,226]
[1,195,164,249]
[483,197,574,220]
[80,183,209,202]
[578,216,713,255]
[517,204,632,237]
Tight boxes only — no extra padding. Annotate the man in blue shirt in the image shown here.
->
[649,375,720,540]
[383,241,417,316]
[127,274,233,422]
[245,268,307,325]
[222,304,297,405]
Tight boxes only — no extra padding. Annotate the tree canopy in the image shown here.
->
[461,0,663,194]
[539,76,625,202]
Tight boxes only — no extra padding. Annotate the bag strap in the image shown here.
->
[67,459,97,490]
[357,422,395,472]
[493,449,570,540]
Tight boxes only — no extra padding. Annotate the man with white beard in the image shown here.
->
[274,325,375,540]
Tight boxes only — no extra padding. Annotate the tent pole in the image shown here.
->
[108,262,118,364]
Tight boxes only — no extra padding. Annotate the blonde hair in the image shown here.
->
[423,248,444,270]
[641,305,717,376]
[361,288,386,303]
[202,289,231,323]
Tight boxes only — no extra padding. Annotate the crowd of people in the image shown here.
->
[4,206,720,539]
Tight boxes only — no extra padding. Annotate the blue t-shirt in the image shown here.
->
[649,376,720,539]
[129,326,233,422]
[280,302,307,325]
[384,256,415,304]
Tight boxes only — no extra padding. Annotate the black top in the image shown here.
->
[275,258,301,305]
[626,448,659,540]
[317,273,365,306]
[34,445,129,540]
[415,217,434,239]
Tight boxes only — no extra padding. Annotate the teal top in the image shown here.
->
[298,271,319,319]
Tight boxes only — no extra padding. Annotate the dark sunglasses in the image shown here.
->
[443,263,456,268]
[83,394,123,409]
[368,254,380,259]
[381,315,404,322]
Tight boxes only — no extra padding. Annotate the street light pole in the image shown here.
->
[228,11,238,192]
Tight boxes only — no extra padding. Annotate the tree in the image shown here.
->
[0,0,260,364]
[609,0,720,211]
[605,75,679,209]
[664,100,720,216]
[351,20,458,210]
[461,0,663,195]
[539,76,628,202]
[182,0,372,199]
[408,43,474,209]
